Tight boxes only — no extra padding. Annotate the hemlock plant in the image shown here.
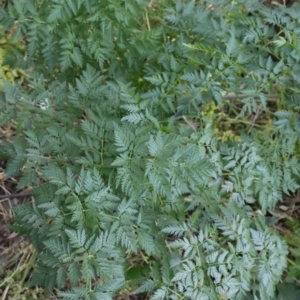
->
[0,0,300,299]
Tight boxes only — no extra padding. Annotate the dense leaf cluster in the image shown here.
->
[0,25,26,90]
[0,0,300,299]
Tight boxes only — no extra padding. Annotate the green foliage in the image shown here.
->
[0,25,26,90]
[284,217,300,286]
[1,0,300,299]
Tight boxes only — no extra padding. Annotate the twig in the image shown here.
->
[248,104,263,133]
[1,284,9,300]
[208,93,279,101]
[148,0,154,8]
[0,193,32,199]
[182,115,198,131]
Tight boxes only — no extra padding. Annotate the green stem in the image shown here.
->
[20,251,37,285]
